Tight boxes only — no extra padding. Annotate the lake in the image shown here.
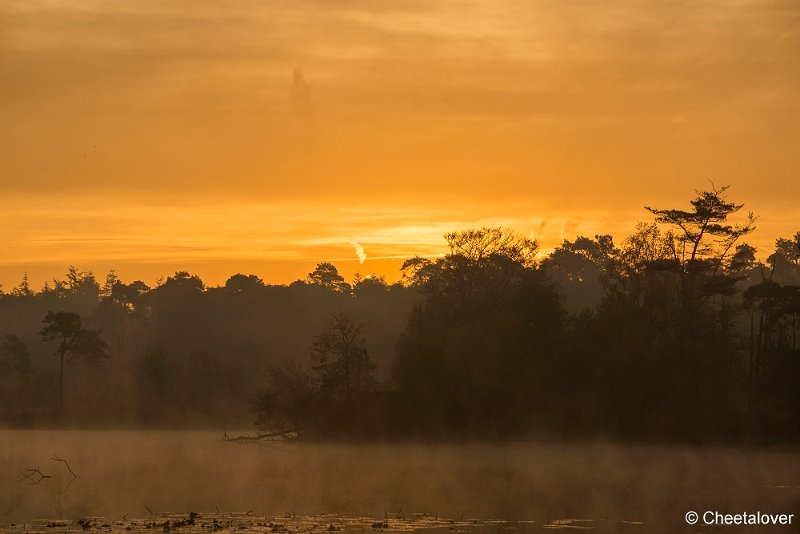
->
[1,431,798,532]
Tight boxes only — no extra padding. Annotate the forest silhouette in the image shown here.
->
[1,187,798,443]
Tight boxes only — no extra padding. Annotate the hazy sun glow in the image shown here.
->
[1,0,798,288]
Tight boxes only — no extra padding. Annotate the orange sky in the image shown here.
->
[1,0,799,289]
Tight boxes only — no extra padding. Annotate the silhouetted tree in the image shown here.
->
[225,273,265,293]
[0,334,33,424]
[587,223,684,437]
[109,280,150,311]
[253,360,316,436]
[394,228,563,437]
[158,271,204,294]
[646,185,755,330]
[66,266,100,301]
[135,345,172,420]
[40,311,108,413]
[773,232,800,265]
[646,185,755,270]
[307,262,350,292]
[150,271,205,344]
[585,187,756,438]
[253,313,378,437]
[11,273,33,298]
[312,313,376,408]
[96,280,150,350]
[100,270,120,298]
[0,334,31,378]
[541,235,617,311]
[730,243,758,272]
[743,277,800,438]
[643,185,756,389]
[40,278,69,301]
[352,273,390,297]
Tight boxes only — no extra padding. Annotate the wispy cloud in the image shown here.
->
[349,241,367,264]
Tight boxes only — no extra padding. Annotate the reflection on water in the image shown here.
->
[1,431,798,533]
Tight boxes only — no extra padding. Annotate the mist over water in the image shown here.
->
[2,431,799,529]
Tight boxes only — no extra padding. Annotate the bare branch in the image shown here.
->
[18,467,51,484]
[226,429,298,442]
[50,455,77,494]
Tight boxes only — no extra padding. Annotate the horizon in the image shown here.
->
[0,203,795,291]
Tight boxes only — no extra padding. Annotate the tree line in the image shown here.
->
[1,186,798,442]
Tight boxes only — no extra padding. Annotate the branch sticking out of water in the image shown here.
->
[224,429,298,442]
[50,455,77,494]
[18,467,51,484]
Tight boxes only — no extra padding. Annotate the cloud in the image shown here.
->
[349,241,367,264]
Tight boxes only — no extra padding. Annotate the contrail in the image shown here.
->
[349,241,367,264]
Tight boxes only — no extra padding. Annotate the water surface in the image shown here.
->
[2,431,798,532]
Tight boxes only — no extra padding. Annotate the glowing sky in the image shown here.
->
[1,0,799,288]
